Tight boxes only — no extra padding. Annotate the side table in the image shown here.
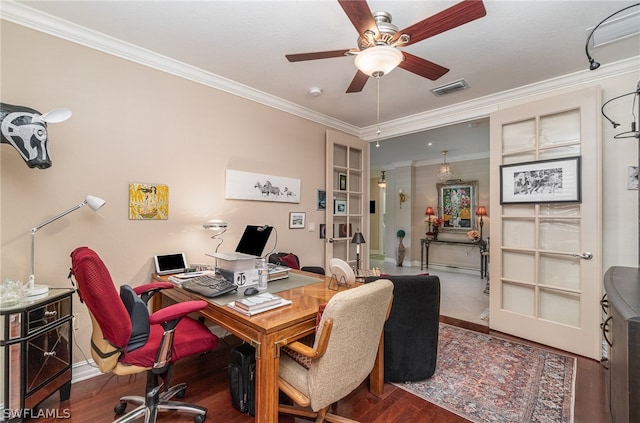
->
[1,288,74,422]
[420,238,488,279]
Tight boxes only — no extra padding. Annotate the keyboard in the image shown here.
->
[181,274,237,298]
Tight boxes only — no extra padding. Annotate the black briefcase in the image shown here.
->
[228,343,256,415]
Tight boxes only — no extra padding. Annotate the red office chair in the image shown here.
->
[70,247,218,423]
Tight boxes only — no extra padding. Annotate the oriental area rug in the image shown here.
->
[394,324,576,423]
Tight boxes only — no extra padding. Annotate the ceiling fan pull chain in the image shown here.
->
[376,76,381,147]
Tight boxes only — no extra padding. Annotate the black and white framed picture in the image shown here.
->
[500,156,581,204]
[289,212,305,229]
[225,169,300,203]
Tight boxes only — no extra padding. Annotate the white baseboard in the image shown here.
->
[71,360,102,383]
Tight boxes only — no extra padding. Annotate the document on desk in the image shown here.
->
[227,297,292,316]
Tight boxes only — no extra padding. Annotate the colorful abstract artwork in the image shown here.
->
[129,183,169,220]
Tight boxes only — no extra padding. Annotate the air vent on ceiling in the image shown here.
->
[430,79,470,97]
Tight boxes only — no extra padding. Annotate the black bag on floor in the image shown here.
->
[228,343,256,415]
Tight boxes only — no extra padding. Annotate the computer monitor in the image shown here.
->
[235,225,273,257]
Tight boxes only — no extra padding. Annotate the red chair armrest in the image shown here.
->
[133,282,173,305]
[133,282,173,295]
[149,300,207,325]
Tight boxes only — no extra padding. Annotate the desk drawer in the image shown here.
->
[28,296,71,334]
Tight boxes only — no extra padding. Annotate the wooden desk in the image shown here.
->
[153,271,384,422]
[420,238,488,278]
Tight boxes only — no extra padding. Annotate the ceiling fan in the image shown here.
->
[286,0,486,93]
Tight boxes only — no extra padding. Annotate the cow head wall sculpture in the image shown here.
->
[0,102,72,169]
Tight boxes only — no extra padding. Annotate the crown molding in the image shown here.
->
[0,1,360,136]
[415,152,490,167]
[361,55,640,141]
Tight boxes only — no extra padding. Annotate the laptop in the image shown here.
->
[207,225,273,261]
[154,252,188,275]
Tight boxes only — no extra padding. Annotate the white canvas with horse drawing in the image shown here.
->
[225,169,300,203]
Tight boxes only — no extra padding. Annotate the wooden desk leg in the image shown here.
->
[369,333,384,396]
[254,334,279,423]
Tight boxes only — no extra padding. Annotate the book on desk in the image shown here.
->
[228,293,291,316]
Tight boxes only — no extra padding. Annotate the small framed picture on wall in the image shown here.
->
[338,173,347,191]
[289,212,306,229]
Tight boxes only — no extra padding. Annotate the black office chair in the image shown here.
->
[268,252,325,275]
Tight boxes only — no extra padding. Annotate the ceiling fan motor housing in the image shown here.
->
[358,11,400,49]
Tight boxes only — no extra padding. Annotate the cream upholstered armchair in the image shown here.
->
[278,279,394,423]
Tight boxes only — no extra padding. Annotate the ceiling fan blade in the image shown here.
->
[338,0,379,39]
[286,49,351,62]
[396,0,486,46]
[399,52,449,81]
[346,71,369,93]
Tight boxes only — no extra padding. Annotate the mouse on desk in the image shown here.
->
[243,287,259,296]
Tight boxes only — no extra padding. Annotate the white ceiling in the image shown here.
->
[3,0,640,170]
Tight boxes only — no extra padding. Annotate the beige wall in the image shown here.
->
[1,23,335,363]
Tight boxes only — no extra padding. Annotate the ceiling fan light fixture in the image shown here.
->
[354,45,403,77]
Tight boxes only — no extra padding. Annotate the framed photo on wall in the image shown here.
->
[129,183,169,220]
[289,212,305,229]
[500,156,581,204]
[338,173,347,191]
[334,199,347,215]
[437,180,478,232]
[317,189,326,210]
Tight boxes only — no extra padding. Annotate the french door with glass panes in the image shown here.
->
[325,129,369,273]
[489,86,602,359]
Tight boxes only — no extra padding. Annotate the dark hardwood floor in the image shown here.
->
[33,317,609,422]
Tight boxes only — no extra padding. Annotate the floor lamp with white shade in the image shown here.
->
[29,195,106,296]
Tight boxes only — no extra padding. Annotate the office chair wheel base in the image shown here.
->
[114,402,127,415]
[194,415,206,423]
[176,387,186,399]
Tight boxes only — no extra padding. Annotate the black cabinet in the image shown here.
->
[603,267,640,423]
[1,288,74,422]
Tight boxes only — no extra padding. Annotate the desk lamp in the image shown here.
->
[351,229,366,275]
[203,219,228,269]
[476,206,487,240]
[30,195,106,296]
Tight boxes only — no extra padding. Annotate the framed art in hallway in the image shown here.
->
[437,180,478,232]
